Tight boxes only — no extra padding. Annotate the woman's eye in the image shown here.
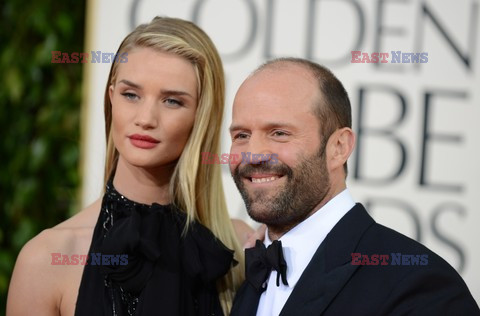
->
[121,92,138,101]
[165,98,183,106]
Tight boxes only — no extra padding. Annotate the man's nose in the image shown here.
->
[245,135,274,164]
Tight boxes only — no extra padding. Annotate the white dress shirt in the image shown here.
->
[256,189,355,316]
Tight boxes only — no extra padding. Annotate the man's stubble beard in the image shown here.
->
[232,145,331,233]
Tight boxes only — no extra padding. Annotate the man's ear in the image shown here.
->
[326,127,355,171]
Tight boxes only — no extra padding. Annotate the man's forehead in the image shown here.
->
[236,67,317,104]
[234,69,319,113]
[249,62,314,84]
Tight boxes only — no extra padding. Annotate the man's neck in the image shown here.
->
[266,183,347,241]
[267,204,323,241]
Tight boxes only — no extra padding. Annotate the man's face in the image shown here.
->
[229,65,332,230]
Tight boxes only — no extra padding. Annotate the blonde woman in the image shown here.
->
[7,16,254,315]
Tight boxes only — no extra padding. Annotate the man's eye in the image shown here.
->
[121,92,138,101]
[273,130,288,136]
[233,133,249,140]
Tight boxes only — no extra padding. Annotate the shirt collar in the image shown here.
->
[264,188,355,287]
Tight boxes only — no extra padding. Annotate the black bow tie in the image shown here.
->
[245,240,289,292]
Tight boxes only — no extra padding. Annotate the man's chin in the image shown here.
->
[246,204,276,224]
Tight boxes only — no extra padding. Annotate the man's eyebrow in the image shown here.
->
[229,124,247,133]
[229,122,295,133]
[262,122,296,130]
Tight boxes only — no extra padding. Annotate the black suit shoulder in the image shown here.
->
[358,220,468,282]
[325,205,480,315]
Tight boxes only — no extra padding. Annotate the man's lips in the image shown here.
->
[245,173,284,184]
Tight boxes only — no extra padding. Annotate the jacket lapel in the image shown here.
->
[230,281,263,316]
[280,204,375,315]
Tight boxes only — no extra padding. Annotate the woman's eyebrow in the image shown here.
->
[159,89,194,99]
[118,79,194,99]
[118,79,142,89]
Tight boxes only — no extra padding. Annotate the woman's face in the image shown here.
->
[109,47,198,170]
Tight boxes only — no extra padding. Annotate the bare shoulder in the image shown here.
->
[7,198,102,315]
[231,218,255,247]
[55,197,102,230]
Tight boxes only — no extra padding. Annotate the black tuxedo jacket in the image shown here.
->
[231,204,479,316]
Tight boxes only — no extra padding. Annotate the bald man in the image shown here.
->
[229,58,479,316]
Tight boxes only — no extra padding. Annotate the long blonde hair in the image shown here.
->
[103,16,244,313]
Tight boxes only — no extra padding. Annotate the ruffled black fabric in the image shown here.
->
[75,180,235,316]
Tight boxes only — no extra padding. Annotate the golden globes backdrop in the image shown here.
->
[80,0,480,302]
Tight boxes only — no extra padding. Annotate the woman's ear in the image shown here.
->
[327,127,355,171]
[109,84,114,101]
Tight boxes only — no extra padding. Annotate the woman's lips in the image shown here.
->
[128,134,160,149]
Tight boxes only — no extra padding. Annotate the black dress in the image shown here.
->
[75,180,235,315]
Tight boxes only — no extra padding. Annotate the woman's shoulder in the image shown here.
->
[55,197,102,230]
[231,218,255,247]
[6,198,102,314]
[15,197,101,266]
[36,197,102,253]
[232,219,267,249]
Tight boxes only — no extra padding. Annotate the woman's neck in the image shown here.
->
[112,156,175,205]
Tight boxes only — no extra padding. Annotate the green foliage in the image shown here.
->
[0,0,85,312]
